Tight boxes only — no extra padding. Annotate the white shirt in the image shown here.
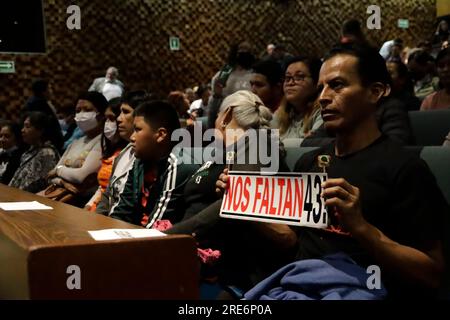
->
[102,82,123,101]
[189,99,208,114]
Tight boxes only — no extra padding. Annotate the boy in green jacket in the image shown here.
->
[110,100,199,227]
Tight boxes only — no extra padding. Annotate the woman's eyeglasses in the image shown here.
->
[283,74,311,84]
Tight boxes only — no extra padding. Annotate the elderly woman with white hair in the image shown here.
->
[166,90,296,296]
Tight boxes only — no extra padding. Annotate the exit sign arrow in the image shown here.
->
[0,61,15,73]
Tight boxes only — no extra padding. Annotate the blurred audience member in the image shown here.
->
[421,48,450,110]
[407,50,439,101]
[9,112,60,193]
[22,79,64,152]
[208,41,254,128]
[386,60,421,111]
[0,121,24,185]
[189,84,211,118]
[168,91,194,127]
[340,19,369,46]
[89,66,124,101]
[250,59,284,112]
[185,88,197,104]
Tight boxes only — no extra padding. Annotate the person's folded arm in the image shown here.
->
[57,145,102,184]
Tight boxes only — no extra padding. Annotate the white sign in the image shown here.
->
[0,201,52,210]
[220,171,328,229]
[88,228,166,241]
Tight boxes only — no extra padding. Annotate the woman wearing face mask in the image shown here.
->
[0,121,25,185]
[85,97,127,211]
[9,112,60,192]
[272,56,323,143]
[41,91,108,206]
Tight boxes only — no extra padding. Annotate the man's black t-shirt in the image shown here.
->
[293,135,449,297]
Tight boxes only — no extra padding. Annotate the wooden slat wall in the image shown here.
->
[0,0,436,121]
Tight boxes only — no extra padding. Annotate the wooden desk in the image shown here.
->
[0,184,199,299]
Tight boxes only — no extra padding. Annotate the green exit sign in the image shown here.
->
[169,37,180,51]
[0,61,15,73]
[397,19,409,29]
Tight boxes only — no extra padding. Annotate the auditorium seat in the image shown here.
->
[196,116,209,128]
[284,146,318,171]
[420,146,450,299]
[408,109,450,146]
[421,146,450,204]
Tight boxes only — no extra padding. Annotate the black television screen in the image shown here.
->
[0,0,46,53]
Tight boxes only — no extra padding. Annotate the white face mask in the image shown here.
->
[75,111,98,133]
[104,120,117,141]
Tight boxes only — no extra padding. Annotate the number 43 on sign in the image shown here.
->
[220,171,328,229]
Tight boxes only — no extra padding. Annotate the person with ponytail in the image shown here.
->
[166,90,295,294]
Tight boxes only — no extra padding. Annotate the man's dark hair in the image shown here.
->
[121,90,152,109]
[408,50,435,66]
[195,84,210,98]
[57,104,76,117]
[31,79,48,96]
[0,120,23,147]
[324,43,392,87]
[388,60,414,94]
[393,38,403,46]
[133,100,181,141]
[252,60,284,86]
[77,91,108,115]
[342,19,362,35]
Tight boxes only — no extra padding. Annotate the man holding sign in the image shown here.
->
[285,44,448,299]
[234,44,449,300]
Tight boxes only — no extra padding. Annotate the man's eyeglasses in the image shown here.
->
[284,74,311,84]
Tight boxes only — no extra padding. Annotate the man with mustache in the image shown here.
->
[290,44,449,299]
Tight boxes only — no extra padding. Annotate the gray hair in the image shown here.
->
[219,90,272,130]
[107,66,119,76]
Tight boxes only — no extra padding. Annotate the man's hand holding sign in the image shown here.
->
[322,178,365,236]
[217,151,371,238]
